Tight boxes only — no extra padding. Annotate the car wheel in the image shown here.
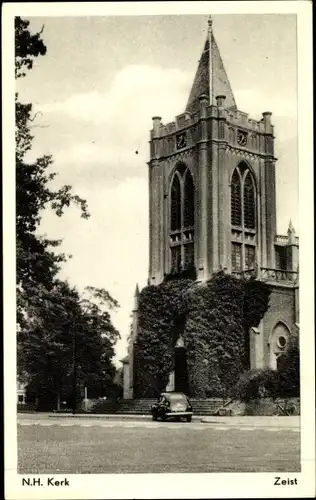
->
[186,416,192,422]
[152,415,157,421]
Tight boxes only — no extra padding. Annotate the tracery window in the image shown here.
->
[171,174,181,231]
[243,173,255,229]
[183,170,194,227]
[231,162,257,274]
[231,169,242,226]
[169,165,195,274]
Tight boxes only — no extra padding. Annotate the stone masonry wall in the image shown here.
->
[262,285,296,366]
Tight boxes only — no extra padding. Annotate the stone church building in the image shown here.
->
[121,17,299,399]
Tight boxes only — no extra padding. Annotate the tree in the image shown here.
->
[15,16,47,78]
[19,281,120,409]
[15,17,120,406]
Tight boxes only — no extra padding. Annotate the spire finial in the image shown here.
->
[208,15,213,33]
[288,219,295,234]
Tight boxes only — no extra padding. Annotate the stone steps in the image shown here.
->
[92,398,226,416]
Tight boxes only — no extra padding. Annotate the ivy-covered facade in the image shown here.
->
[121,16,299,399]
[130,272,272,399]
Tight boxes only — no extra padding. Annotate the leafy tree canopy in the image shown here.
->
[15,17,119,407]
[15,17,47,78]
[19,281,120,409]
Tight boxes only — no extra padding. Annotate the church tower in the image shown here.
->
[148,16,277,284]
[121,16,299,399]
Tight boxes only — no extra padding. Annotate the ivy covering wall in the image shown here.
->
[134,279,191,398]
[134,272,271,398]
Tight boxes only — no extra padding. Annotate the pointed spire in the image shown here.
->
[185,16,237,115]
[288,219,295,234]
[134,283,140,296]
[287,219,296,245]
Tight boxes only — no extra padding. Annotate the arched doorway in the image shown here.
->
[174,335,189,394]
[165,335,189,394]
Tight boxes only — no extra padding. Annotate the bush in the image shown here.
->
[277,333,300,397]
[233,368,279,402]
[234,331,300,402]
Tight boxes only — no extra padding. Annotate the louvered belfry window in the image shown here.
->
[171,174,181,231]
[184,170,195,227]
[243,172,255,229]
[231,163,256,229]
[231,162,257,274]
[231,169,242,226]
[169,164,195,274]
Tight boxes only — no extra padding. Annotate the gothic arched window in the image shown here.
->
[170,174,181,231]
[231,163,257,275]
[184,170,195,227]
[231,169,242,226]
[169,165,195,274]
[243,172,255,229]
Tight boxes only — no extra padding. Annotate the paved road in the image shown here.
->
[18,414,300,474]
[18,413,300,430]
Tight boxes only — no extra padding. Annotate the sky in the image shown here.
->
[17,14,298,364]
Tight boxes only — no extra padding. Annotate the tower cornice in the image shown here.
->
[225,144,277,161]
[148,139,278,162]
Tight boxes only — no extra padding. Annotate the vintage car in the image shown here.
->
[150,392,193,422]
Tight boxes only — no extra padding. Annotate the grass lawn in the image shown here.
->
[18,424,300,474]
